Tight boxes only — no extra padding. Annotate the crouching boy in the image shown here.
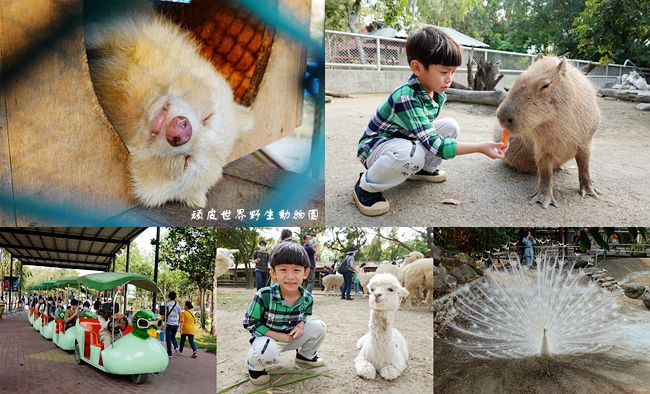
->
[243,241,327,385]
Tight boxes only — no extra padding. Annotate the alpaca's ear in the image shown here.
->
[398,286,409,299]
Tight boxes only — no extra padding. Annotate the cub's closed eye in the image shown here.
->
[202,113,214,125]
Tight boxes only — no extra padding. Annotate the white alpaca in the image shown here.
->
[357,272,376,296]
[398,258,434,308]
[403,251,424,266]
[355,274,409,380]
[376,263,400,277]
[322,274,343,296]
[215,248,239,278]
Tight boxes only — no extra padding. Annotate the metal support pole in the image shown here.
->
[112,255,116,272]
[153,227,160,311]
[9,256,13,312]
[124,242,131,314]
[376,38,381,71]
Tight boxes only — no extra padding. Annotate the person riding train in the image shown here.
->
[97,302,129,347]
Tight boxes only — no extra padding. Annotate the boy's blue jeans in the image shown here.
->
[360,118,459,193]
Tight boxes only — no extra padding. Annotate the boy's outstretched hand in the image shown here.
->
[481,141,509,159]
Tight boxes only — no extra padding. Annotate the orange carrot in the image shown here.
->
[501,128,510,145]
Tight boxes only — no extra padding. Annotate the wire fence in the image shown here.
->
[325,29,641,80]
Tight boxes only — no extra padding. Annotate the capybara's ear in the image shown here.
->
[556,58,567,76]
[534,53,544,62]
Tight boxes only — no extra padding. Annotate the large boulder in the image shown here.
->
[623,284,646,299]
[642,291,650,310]
[450,264,479,284]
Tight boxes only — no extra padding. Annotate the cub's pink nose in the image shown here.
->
[166,116,192,147]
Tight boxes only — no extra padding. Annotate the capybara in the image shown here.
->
[496,54,600,208]
[86,4,253,208]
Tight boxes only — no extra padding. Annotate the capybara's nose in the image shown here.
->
[166,116,192,147]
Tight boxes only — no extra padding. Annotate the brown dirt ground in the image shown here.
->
[325,95,650,226]
[434,259,650,394]
[216,287,433,393]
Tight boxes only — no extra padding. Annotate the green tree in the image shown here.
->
[573,0,650,66]
[363,235,384,261]
[161,228,220,330]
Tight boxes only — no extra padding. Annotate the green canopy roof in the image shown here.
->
[28,280,59,291]
[52,277,80,289]
[78,272,161,293]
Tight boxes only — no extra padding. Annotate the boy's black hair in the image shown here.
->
[269,241,309,269]
[185,300,193,309]
[168,291,177,300]
[71,299,79,306]
[406,27,463,69]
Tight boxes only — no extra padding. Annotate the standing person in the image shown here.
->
[522,231,536,267]
[253,240,270,291]
[353,273,361,295]
[164,292,182,357]
[0,295,5,320]
[280,229,293,242]
[338,247,357,300]
[179,301,198,358]
[303,234,317,293]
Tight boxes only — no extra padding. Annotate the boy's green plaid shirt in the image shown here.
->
[243,283,313,337]
[358,74,457,164]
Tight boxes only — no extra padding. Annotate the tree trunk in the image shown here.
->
[598,89,650,103]
[445,88,507,106]
[348,0,366,65]
[198,286,206,330]
[473,59,503,91]
[211,256,218,336]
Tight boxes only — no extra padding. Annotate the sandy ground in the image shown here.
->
[434,258,650,394]
[216,287,433,393]
[325,94,650,226]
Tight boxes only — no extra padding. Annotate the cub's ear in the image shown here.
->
[534,53,544,62]
[556,57,567,76]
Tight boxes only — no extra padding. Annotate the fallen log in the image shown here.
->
[597,88,650,103]
[445,88,507,106]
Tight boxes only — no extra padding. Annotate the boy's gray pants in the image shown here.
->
[246,320,327,371]
[360,118,459,193]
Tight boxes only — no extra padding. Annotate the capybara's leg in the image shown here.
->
[576,147,599,198]
[531,158,557,208]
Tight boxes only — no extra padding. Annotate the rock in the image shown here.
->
[600,281,616,288]
[596,276,615,283]
[623,284,646,299]
[450,264,479,283]
[637,103,650,111]
[642,291,650,309]
[434,265,448,276]
[434,275,447,292]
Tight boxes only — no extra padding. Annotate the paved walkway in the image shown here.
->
[0,311,215,393]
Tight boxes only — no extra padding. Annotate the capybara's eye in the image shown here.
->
[202,113,214,126]
[540,82,551,91]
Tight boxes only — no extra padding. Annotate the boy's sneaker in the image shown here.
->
[408,169,447,182]
[353,173,389,216]
[295,351,324,367]
[248,369,270,385]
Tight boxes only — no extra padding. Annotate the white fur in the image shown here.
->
[355,274,409,380]
[215,248,239,278]
[357,272,376,296]
[322,274,343,296]
[397,258,434,309]
[376,263,400,277]
[87,9,253,208]
[403,251,425,266]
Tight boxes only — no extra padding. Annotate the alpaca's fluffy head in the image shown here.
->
[216,248,239,261]
[403,251,425,265]
[367,273,409,311]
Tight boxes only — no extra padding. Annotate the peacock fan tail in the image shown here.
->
[448,254,625,359]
